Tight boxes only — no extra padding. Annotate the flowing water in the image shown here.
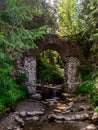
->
[21,91,97,130]
[23,101,80,130]
[23,120,79,130]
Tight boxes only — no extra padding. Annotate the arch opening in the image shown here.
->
[36,49,65,99]
[37,49,64,85]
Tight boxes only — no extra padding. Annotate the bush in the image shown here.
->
[0,81,25,107]
[0,100,5,111]
[94,106,98,112]
[0,68,29,114]
[77,79,98,104]
[77,65,98,105]
[77,65,93,81]
[37,57,64,84]
[77,80,95,94]
[15,73,27,85]
[77,66,98,105]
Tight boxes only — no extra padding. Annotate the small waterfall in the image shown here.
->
[51,89,59,99]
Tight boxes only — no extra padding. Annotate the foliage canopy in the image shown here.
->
[0,0,46,113]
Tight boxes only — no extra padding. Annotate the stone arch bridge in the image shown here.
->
[17,36,81,94]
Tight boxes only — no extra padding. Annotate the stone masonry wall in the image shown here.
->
[66,57,81,93]
[24,56,37,94]
[64,60,68,92]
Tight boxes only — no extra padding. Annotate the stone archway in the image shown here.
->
[24,36,81,94]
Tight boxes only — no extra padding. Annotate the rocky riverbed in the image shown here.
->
[0,93,98,130]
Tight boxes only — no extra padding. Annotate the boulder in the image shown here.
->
[53,109,61,113]
[55,120,62,123]
[19,111,26,118]
[14,111,19,115]
[14,115,24,126]
[64,116,72,121]
[32,116,39,121]
[7,126,13,130]
[62,110,71,114]
[75,113,89,120]
[48,114,65,121]
[91,112,98,122]
[27,111,44,116]
[31,93,42,100]
[61,93,73,98]
[86,124,97,130]
[15,128,21,130]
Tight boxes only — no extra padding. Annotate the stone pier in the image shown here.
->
[24,56,37,94]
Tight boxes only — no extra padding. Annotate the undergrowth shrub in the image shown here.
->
[0,66,29,115]
[77,65,98,105]
[77,80,95,94]
[15,73,27,85]
[37,57,64,84]
[77,65,93,81]
[94,106,98,112]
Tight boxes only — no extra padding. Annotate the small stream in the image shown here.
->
[23,120,80,130]
[18,88,97,130]
[0,90,97,130]
[23,102,80,130]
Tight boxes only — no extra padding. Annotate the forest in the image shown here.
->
[0,0,98,116]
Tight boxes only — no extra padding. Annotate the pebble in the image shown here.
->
[14,115,24,126]
[27,111,44,116]
[19,111,26,117]
[53,109,61,113]
[32,116,39,121]
[16,128,21,130]
[86,124,97,130]
[55,120,62,123]
[91,112,98,121]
